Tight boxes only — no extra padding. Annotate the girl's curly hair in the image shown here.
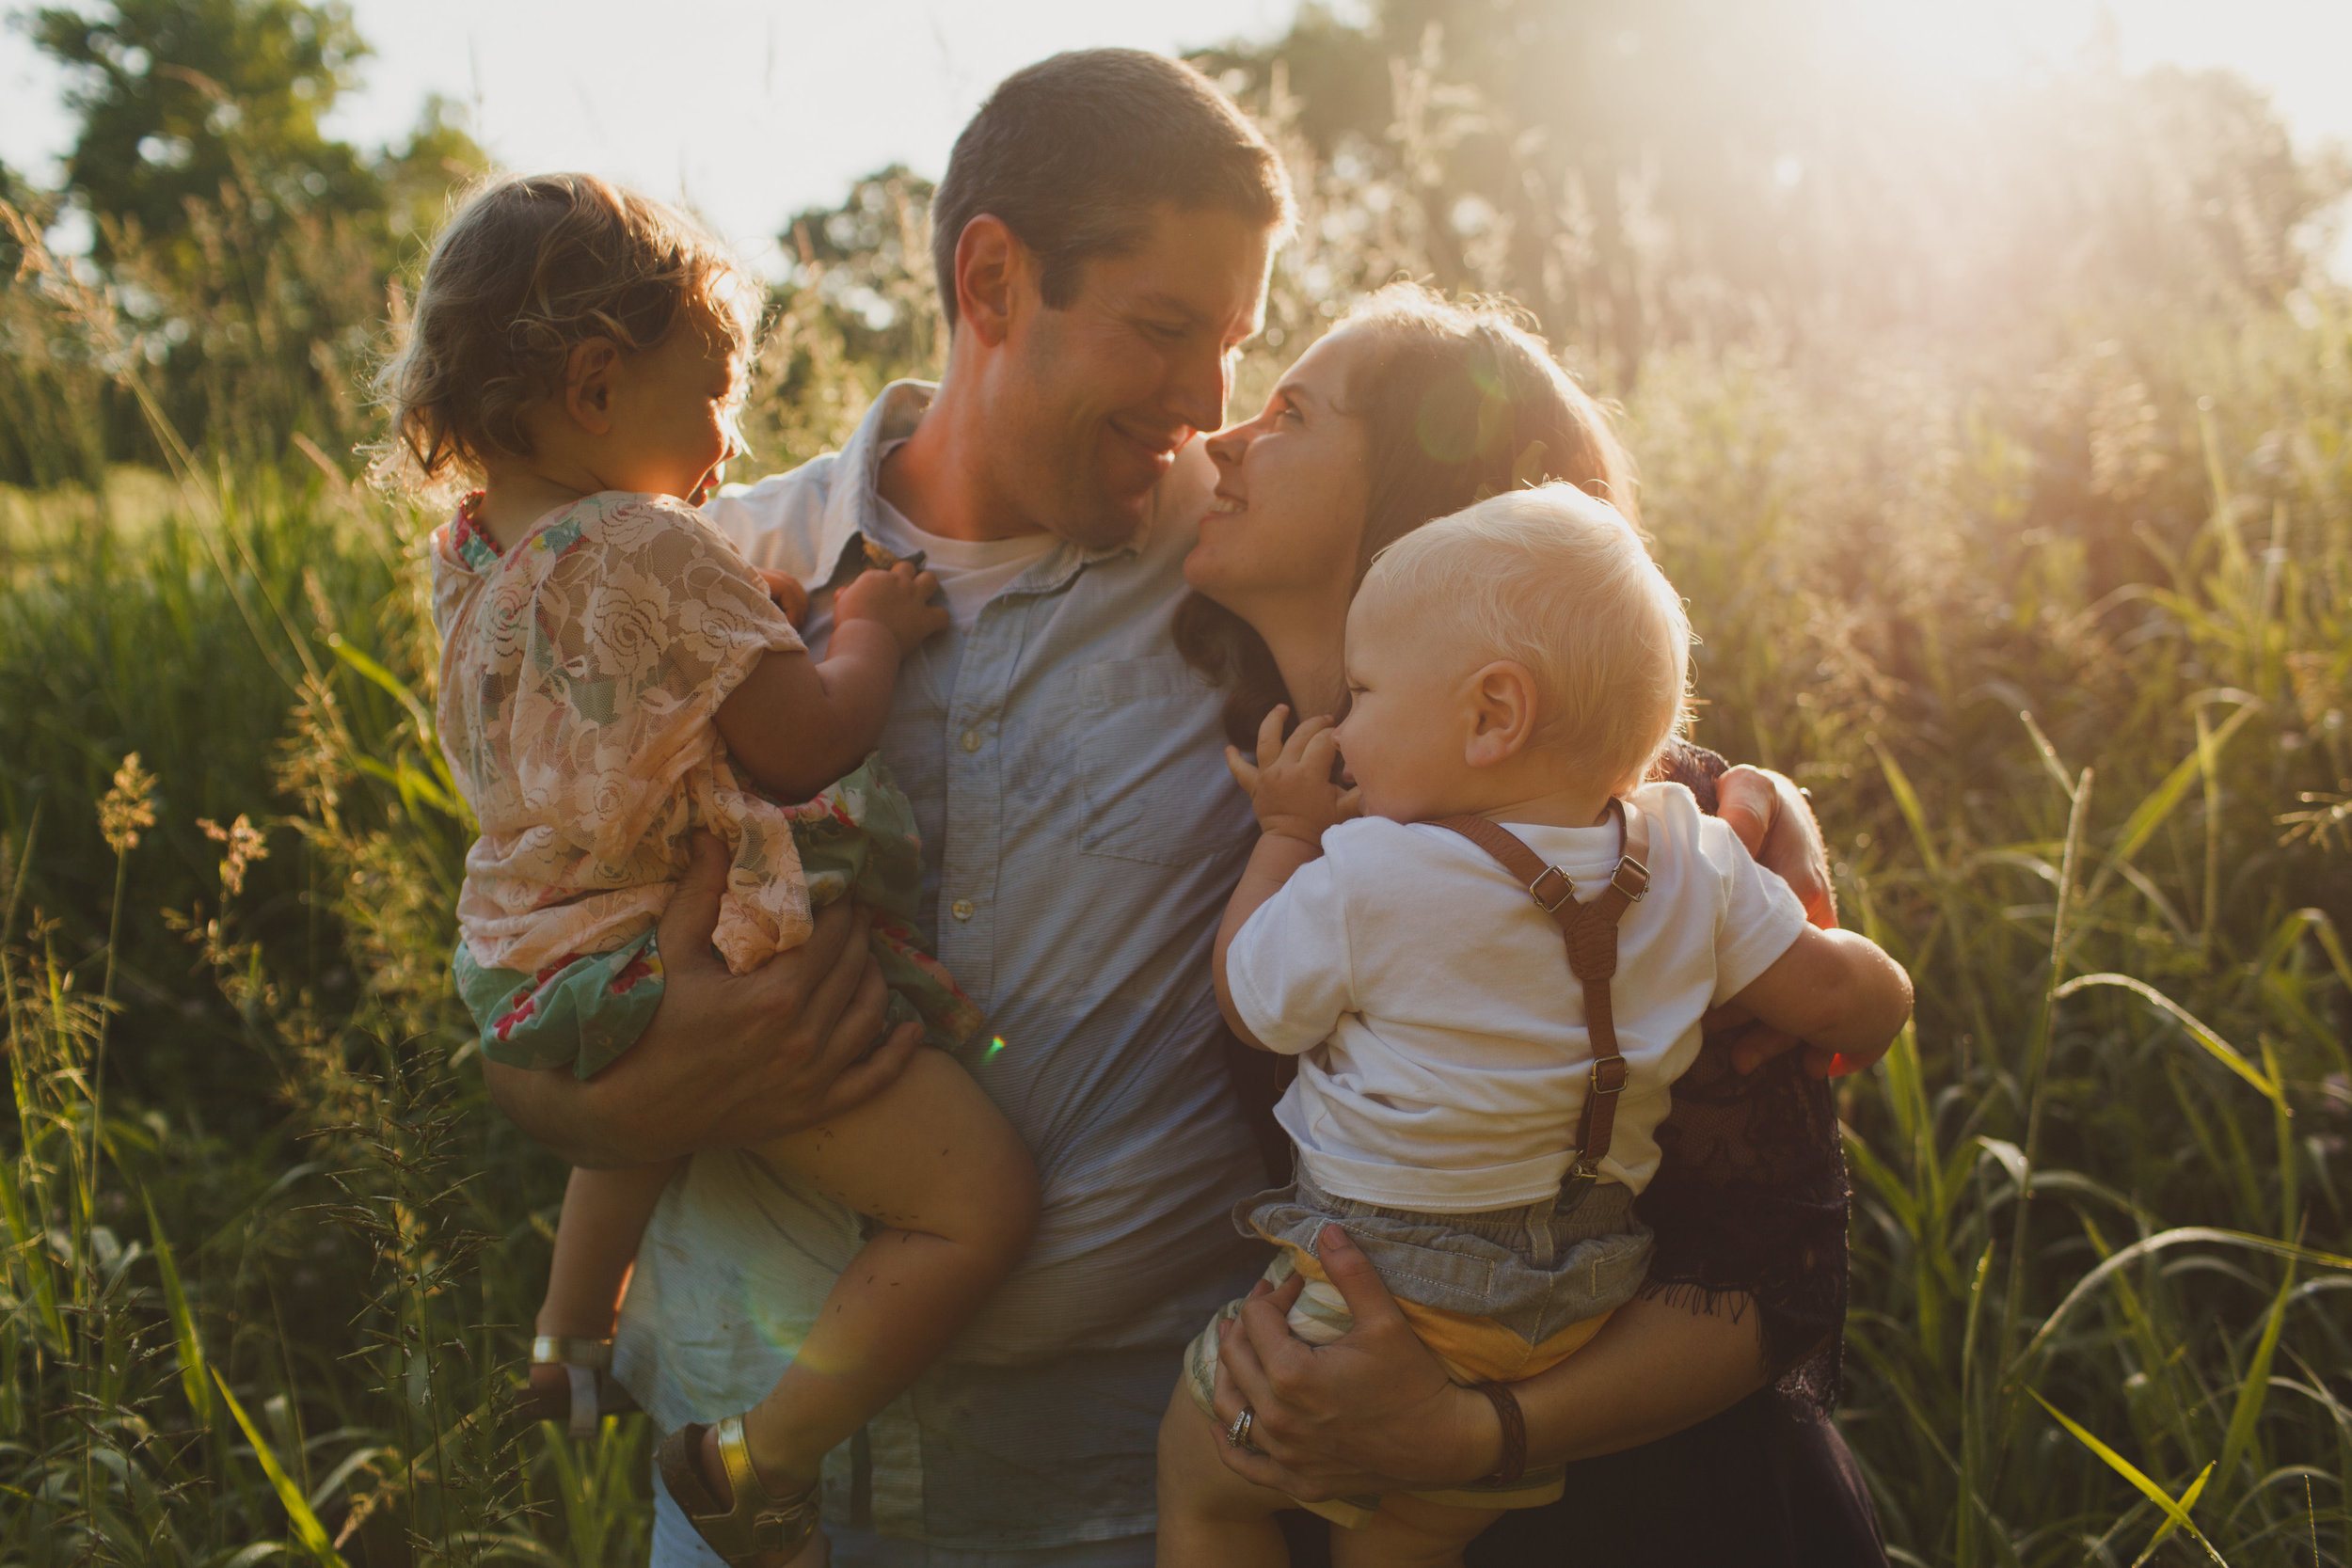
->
[374,172,761,487]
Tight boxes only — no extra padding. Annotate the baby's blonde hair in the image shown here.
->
[375,172,762,488]
[1362,483,1692,796]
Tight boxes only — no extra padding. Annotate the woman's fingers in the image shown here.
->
[1310,1226,1409,1333]
[1718,766,1837,928]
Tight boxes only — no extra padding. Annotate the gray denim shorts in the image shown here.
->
[1235,1166,1654,1351]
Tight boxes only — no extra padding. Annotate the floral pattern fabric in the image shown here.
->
[431,492,979,1077]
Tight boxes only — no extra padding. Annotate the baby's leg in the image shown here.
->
[1332,1496,1503,1568]
[537,1163,680,1339]
[727,1048,1038,1487]
[1155,1379,1300,1568]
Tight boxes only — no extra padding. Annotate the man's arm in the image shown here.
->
[1206,1225,1769,1499]
[485,833,921,1167]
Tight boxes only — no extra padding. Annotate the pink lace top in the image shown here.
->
[430,491,811,975]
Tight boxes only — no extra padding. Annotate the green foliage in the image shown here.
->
[31,0,373,270]
[4,0,486,484]
[1199,0,2352,385]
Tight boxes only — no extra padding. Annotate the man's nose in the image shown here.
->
[1167,340,1230,438]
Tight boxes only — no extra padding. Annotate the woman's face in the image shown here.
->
[1184,325,1375,625]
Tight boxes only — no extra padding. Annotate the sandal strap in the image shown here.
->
[657,1418,820,1563]
[531,1335,613,1370]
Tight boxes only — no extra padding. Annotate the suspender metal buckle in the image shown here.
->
[1528,864,1576,913]
[1589,1056,1628,1096]
[1608,857,1651,903]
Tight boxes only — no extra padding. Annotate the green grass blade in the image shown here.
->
[2031,1391,2227,1563]
[211,1368,346,1565]
[2051,974,2283,1105]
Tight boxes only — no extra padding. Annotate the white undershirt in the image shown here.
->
[866,495,1056,632]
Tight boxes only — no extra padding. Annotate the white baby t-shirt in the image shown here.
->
[1224,780,1809,1212]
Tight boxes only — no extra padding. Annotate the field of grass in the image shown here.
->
[4,186,2351,1568]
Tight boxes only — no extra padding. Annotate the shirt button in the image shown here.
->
[951,898,975,922]
[961,728,982,752]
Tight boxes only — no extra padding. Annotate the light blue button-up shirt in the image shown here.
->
[612,383,1267,1552]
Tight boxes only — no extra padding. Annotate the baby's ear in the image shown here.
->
[1462,660,1538,769]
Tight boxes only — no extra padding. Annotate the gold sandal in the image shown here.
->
[524,1336,640,1438]
[655,1417,821,1564]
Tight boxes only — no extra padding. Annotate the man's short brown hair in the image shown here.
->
[930,49,1295,328]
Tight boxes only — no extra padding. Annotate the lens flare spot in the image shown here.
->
[985,1035,1008,1060]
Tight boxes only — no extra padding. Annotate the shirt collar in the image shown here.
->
[813,379,1144,595]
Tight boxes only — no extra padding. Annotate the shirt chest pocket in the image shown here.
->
[1075,656,1242,865]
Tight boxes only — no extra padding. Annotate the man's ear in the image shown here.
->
[562,338,623,435]
[952,214,1028,350]
[1463,660,1539,770]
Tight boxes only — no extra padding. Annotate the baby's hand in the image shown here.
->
[1226,705,1359,847]
[755,568,811,629]
[834,562,946,654]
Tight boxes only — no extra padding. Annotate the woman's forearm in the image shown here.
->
[1514,1290,1771,1465]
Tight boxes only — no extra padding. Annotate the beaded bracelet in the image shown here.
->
[1471,1380,1528,1487]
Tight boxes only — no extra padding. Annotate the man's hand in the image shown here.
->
[482,833,922,1166]
[1207,1226,1495,1499]
[1225,706,1359,847]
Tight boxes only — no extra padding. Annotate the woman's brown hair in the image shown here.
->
[374,172,761,488]
[1174,282,1638,747]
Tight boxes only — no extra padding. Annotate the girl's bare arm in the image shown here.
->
[714,562,944,800]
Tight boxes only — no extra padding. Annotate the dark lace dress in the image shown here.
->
[1246,743,1888,1568]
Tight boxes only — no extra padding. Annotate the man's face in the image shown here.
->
[986,204,1272,548]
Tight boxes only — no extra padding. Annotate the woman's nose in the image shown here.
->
[1204,424,1248,469]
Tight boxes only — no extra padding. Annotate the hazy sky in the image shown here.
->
[5,0,2349,275]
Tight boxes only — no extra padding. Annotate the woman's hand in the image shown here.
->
[1208,1226,1778,1496]
[1712,766,1892,1077]
[1225,705,1359,847]
[482,832,921,1166]
[1207,1226,1499,1499]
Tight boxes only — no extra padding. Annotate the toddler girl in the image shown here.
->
[1156,485,1912,1567]
[384,173,1036,1567]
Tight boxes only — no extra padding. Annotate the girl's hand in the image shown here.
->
[834,562,947,654]
[1225,705,1359,847]
[756,568,811,629]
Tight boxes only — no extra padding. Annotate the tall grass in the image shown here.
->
[2,201,2349,1568]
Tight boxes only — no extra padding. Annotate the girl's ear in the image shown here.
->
[563,338,622,435]
[1463,660,1538,769]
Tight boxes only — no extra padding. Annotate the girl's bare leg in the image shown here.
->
[697,1048,1038,1501]
[536,1163,680,1339]
[1155,1381,1295,1568]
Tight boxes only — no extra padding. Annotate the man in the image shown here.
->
[485,48,1833,1565]
[499,50,1287,1565]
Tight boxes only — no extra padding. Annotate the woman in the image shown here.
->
[1173,282,1887,1566]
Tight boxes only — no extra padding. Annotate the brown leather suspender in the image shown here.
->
[1434,799,1652,1191]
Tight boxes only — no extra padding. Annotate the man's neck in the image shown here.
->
[876,377,1045,545]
